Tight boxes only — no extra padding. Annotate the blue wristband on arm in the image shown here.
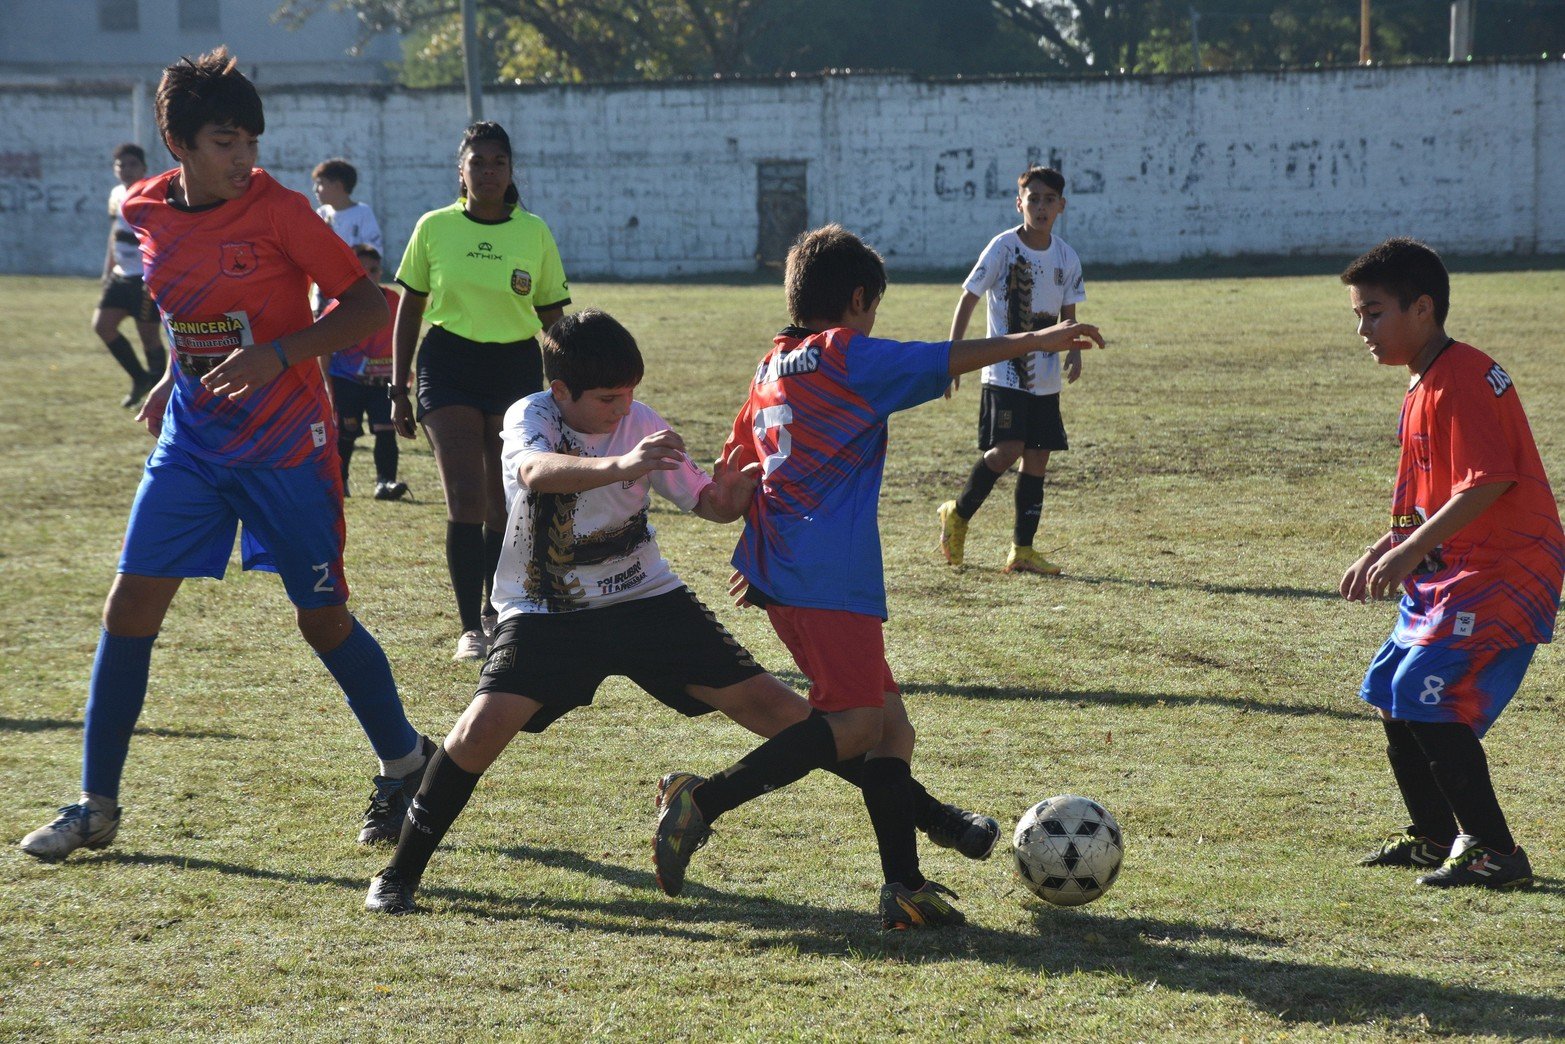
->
[270,340,289,370]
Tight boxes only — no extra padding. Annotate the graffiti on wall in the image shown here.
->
[937,146,1106,203]
[0,151,91,216]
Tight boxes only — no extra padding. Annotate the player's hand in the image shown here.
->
[1038,320,1104,353]
[391,396,416,439]
[1340,548,1379,602]
[943,374,961,399]
[202,342,286,401]
[708,444,761,517]
[135,379,172,438]
[728,570,755,609]
[1366,544,1419,602]
[1064,349,1083,383]
[617,429,687,479]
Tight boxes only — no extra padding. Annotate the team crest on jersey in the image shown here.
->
[511,269,532,295]
[219,241,258,278]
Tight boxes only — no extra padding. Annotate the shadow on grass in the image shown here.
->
[73,844,1564,1037]
[1054,572,1340,601]
[765,670,1363,721]
[0,716,247,741]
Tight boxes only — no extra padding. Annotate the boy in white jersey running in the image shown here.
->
[938,166,1088,575]
[365,309,999,913]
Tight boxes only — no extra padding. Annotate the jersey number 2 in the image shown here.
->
[753,405,793,478]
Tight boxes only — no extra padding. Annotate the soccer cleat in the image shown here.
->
[358,736,436,845]
[653,772,711,897]
[936,500,969,568]
[923,804,1001,860]
[880,880,967,930]
[1003,545,1062,576]
[453,630,488,663]
[20,800,121,861]
[1358,831,1452,869]
[365,866,419,914]
[373,480,409,501]
[1417,843,1534,890]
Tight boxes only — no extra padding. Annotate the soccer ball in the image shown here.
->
[1012,794,1123,906]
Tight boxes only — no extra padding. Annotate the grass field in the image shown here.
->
[2,268,1564,1041]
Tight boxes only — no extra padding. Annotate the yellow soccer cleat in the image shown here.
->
[936,500,969,567]
[1003,545,1062,576]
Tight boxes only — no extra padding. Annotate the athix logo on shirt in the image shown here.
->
[467,240,504,261]
[167,311,252,356]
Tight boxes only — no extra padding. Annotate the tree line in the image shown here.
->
[277,0,1565,84]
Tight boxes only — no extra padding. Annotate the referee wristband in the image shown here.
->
[269,340,289,370]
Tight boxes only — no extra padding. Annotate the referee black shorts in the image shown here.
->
[978,385,1068,452]
[475,587,768,733]
[98,273,158,323]
[415,324,543,420]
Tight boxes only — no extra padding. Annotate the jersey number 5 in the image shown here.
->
[752,404,793,478]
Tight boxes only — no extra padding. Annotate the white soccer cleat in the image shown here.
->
[452,629,488,663]
[20,799,121,861]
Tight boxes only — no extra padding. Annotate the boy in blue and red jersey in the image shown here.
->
[655,225,1103,928]
[1341,237,1562,890]
[326,244,409,501]
[20,48,430,862]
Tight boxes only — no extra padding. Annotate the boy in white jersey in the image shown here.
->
[365,309,1000,913]
[94,143,166,408]
[937,166,1087,575]
[312,158,383,253]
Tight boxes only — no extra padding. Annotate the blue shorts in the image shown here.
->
[1359,636,1535,737]
[119,441,350,609]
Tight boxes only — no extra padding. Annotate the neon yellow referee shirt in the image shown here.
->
[397,202,570,344]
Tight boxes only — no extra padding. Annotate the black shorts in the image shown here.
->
[475,587,767,733]
[331,376,393,433]
[98,273,158,323]
[979,385,1068,451]
[415,324,543,421]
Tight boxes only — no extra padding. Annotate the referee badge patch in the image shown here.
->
[511,269,532,296]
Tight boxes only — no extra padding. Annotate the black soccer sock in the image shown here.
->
[446,521,486,633]
[337,434,356,485]
[828,753,944,831]
[693,713,839,823]
[387,744,483,884]
[142,341,166,381]
[954,458,1005,520]
[1405,720,1515,851]
[373,430,400,484]
[482,526,504,607]
[104,334,148,380]
[860,756,924,889]
[1380,719,1458,844]
[1014,473,1045,547]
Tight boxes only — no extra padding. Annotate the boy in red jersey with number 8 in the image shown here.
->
[20,49,431,862]
[654,225,1103,928]
[1341,237,1562,890]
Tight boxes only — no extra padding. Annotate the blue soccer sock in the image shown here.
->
[316,618,419,762]
[81,630,156,800]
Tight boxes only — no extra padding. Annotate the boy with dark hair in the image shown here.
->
[20,48,431,861]
[312,157,382,254]
[327,244,409,500]
[654,225,1103,928]
[937,166,1087,575]
[94,142,166,408]
[1340,236,1561,890]
[365,308,999,914]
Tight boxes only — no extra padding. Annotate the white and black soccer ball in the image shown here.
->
[1012,794,1123,906]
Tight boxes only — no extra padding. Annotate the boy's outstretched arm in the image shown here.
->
[949,320,1103,377]
[1061,304,1084,383]
[1362,480,1515,601]
[202,276,388,401]
[944,290,982,398]
[693,444,761,523]
[519,428,688,494]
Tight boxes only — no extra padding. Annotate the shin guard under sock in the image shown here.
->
[316,619,419,760]
[860,756,923,889]
[105,334,148,380]
[954,458,1004,520]
[373,431,400,484]
[446,521,486,633]
[387,745,483,883]
[1014,473,1045,547]
[693,713,839,823]
[81,631,156,799]
[1406,720,1514,851]
[1381,719,1458,844]
[828,753,944,831]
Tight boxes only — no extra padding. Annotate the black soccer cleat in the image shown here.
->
[653,772,712,897]
[373,480,409,501]
[1418,843,1534,890]
[923,803,1001,860]
[1359,831,1453,869]
[358,736,435,845]
[880,880,966,930]
[365,866,419,914]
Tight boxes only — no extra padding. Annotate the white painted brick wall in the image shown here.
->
[2,63,1560,278]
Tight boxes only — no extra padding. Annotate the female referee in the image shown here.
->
[391,122,570,661]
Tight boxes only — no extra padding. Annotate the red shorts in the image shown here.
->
[764,604,899,712]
